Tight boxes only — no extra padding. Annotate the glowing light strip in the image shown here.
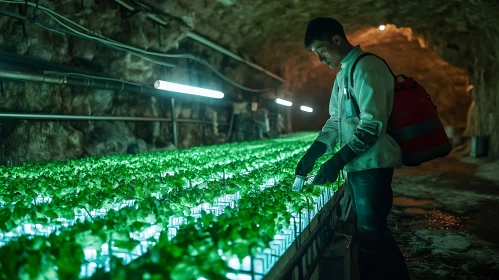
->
[154,80,224,99]
[276,98,292,106]
[300,106,313,112]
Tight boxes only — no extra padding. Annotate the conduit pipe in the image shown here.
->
[113,0,286,83]
[0,69,231,147]
[0,113,226,125]
[0,69,213,101]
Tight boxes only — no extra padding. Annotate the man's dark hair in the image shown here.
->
[304,17,347,49]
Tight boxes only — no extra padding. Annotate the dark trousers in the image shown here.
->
[348,168,410,280]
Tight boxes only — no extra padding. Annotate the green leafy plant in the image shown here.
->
[0,132,342,279]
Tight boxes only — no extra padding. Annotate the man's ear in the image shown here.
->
[332,35,341,46]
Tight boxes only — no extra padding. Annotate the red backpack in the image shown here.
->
[350,53,452,166]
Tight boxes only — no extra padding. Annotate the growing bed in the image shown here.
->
[0,132,343,279]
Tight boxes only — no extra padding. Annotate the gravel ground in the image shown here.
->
[389,153,499,280]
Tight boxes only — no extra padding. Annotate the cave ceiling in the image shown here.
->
[138,0,497,129]
[148,0,498,82]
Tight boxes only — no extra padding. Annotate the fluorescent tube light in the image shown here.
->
[154,80,224,99]
[300,106,313,112]
[276,98,292,106]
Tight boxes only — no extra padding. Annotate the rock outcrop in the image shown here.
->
[1,0,498,164]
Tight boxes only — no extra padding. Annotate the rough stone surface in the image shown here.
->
[163,0,498,153]
[84,122,138,156]
[2,121,83,163]
[412,230,472,254]
[0,0,274,164]
[1,0,499,163]
[390,154,499,279]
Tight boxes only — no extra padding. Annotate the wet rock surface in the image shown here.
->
[389,154,499,279]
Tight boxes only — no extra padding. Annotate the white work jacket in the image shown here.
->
[315,45,402,172]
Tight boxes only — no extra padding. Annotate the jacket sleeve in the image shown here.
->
[347,57,393,155]
[316,80,339,154]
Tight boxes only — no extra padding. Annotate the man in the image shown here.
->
[295,17,410,279]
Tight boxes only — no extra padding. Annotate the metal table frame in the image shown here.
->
[264,182,356,280]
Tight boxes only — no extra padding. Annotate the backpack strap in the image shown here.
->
[347,53,396,117]
[350,53,396,88]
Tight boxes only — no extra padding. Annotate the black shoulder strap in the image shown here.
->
[350,53,396,88]
[347,53,396,117]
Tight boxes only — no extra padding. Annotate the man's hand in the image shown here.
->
[295,156,315,177]
[312,162,341,185]
[295,141,327,176]
[312,144,359,185]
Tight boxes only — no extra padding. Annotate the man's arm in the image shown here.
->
[313,58,392,184]
[315,115,338,155]
[315,81,340,154]
[295,81,340,176]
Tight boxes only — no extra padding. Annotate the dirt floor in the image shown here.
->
[389,150,499,280]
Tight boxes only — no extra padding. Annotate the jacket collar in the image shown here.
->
[340,45,362,71]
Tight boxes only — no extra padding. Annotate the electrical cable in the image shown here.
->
[42,71,144,86]
[0,0,274,92]
[37,9,272,92]
[35,23,65,35]
[2,0,188,59]
[33,20,178,68]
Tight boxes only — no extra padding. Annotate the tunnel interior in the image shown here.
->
[0,0,499,279]
[0,0,495,163]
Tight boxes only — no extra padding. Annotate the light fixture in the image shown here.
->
[276,98,292,106]
[379,25,386,31]
[154,80,224,99]
[300,106,313,112]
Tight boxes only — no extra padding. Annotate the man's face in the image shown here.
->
[310,39,342,70]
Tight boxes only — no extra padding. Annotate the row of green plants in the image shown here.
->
[0,133,340,279]
[90,151,337,280]
[0,136,314,233]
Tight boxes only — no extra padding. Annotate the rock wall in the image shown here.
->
[412,27,499,156]
[0,0,278,165]
[214,0,497,156]
[467,34,499,156]
[1,0,499,161]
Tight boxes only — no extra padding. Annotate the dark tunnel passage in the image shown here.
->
[290,25,471,133]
